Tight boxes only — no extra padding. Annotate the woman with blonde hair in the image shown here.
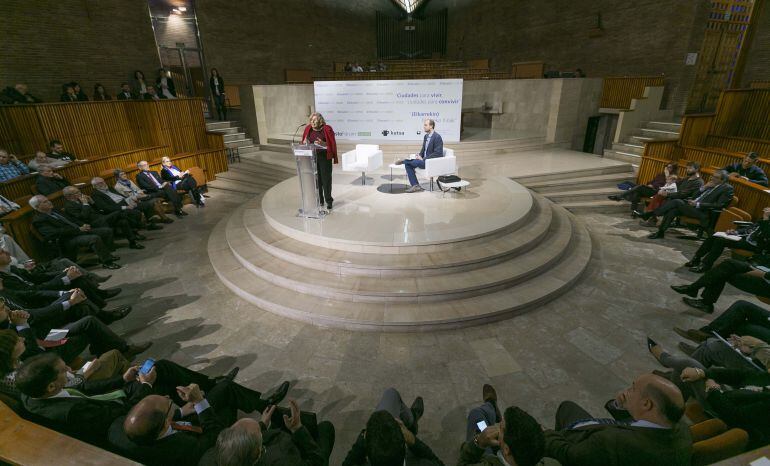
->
[301,113,338,210]
[159,156,204,207]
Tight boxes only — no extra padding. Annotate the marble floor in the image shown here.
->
[102,189,763,465]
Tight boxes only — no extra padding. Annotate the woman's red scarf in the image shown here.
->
[302,124,338,163]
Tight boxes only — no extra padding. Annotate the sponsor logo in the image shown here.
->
[381,130,405,137]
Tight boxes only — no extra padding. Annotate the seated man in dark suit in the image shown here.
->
[29,195,121,269]
[34,165,71,196]
[395,119,444,193]
[724,152,768,187]
[671,256,770,314]
[143,85,166,101]
[47,139,78,162]
[544,373,691,466]
[109,375,290,466]
[341,387,443,465]
[644,169,734,239]
[675,300,770,345]
[62,186,145,250]
[136,160,187,218]
[202,398,335,466]
[116,83,136,100]
[458,384,545,466]
[90,177,163,231]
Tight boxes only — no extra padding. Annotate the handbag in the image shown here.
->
[436,175,462,192]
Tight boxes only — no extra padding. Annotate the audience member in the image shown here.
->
[643,174,678,213]
[675,300,770,344]
[210,68,227,120]
[0,149,31,182]
[202,398,335,466]
[352,63,364,73]
[544,373,691,466]
[108,376,290,465]
[91,177,165,230]
[671,257,770,313]
[28,150,69,171]
[35,165,71,195]
[341,387,444,465]
[634,161,704,226]
[458,384,545,466]
[132,70,149,98]
[47,139,78,162]
[71,82,88,101]
[117,83,135,100]
[93,83,112,101]
[160,156,204,207]
[143,85,164,101]
[62,186,145,250]
[29,195,121,269]
[135,161,186,217]
[642,169,733,239]
[0,195,21,217]
[111,169,174,224]
[723,152,768,187]
[0,84,42,104]
[60,84,78,102]
[156,68,177,99]
[344,62,353,72]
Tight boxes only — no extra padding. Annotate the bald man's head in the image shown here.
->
[124,395,173,445]
[624,373,684,427]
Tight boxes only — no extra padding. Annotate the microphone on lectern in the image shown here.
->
[292,123,308,144]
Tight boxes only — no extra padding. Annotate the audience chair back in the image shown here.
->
[189,166,207,187]
[689,418,749,466]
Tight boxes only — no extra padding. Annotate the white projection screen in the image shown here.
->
[313,79,463,142]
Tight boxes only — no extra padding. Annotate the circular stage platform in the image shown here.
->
[209,175,592,331]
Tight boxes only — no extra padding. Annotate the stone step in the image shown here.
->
[209,204,592,330]
[242,194,554,277]
[612,142,645,155]
[223,132,247,143]
[208,127,241,135]
[205,121,239,130]
[236,145,261,156]
[260,143,293,154]
[512,164,633,185]
[206,178,262,195]
[266,136,547,154]
[645,121,682,132]
[524,172,633,192]
[602,150,642,166]
[557,199,630,214]
[225,138,255,148]
[230,159,297,177]
[637,128,680,140]
[630,135,662,145]
[540,186,621,203]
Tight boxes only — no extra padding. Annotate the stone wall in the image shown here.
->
[1,0,159,102]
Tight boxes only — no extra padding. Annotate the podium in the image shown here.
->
[291,144,324,219]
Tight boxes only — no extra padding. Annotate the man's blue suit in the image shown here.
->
[405,131,444,186]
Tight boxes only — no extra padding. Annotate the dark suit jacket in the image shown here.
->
[143,93,167,101]
[60,93,78,102]
[418,132,444,159]
[47,151,76,162]
[136,170,166,193]
[693,183,734,210]
[109,401,223,466]
[63,199,102,224]
[706,367,770,448]
[0,266,67,292]
[198,425,325,466]
[35,175,71,196]
[341,430,445,466]
[32,209,85,242]
[723,163,769,187]
[156,76,177,97]
[668,176,704,200]
[91,188,130,214]
[116,91,135,100]
[209,76,224,96]
[22,376,150,446]
[544,421,692,466]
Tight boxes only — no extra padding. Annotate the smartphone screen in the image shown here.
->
[476,420,488,432]
[139,358,155,375]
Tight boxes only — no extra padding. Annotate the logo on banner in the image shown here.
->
[381,130,405,137]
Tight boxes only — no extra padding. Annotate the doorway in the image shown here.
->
[158,45,205,98]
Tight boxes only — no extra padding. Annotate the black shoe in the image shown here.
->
[482,383,502,422]
[673,327,710,343]
[134,233,147,241]
[106,305,132,318]
[678,341,698,356]
[327,203,333,210]
[129,242,145,250]
[108,255,121,262]
[92,274,112,283]
[683,297,714,314]
[608,195,621,202]
[214,367,240,384]
[102,262,121,270]
[146,223,163,230]
[689,264,710,274]
[410,396,424,423]
[634,210,651,220]
[160,218,174,224]
[646,337,658,354]
[264,381,290,406]
[123,341,153,360]
[100,287,122,299]
[684,258,701,268]
[648,231,664,239]
[670,284,698,297]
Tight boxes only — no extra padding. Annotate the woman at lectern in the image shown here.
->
[301,113,338,210]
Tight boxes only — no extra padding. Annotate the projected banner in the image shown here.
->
[313,79,463,142]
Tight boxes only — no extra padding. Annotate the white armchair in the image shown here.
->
[341,144,384,185]
[420,148,457,191]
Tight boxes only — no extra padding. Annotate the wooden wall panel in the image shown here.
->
[599,76,665,109]
[678,114,715,147]
[705,135,770,157]
[711,89,770,140]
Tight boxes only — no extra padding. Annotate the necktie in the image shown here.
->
[146,172,161,188]
[695,186,715,203]
[171,422,203,434]
[64,387,127,402]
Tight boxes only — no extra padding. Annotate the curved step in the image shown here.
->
[209,203,592,331]
[225,202,574,303]
[242,193,554,277]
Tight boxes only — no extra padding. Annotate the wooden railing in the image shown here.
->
[636,155,674,185]
[642,140,679,160]
[711,88,770,141]
[705,135,770,157]
[599,75,665,109]
[749,80,770,89]
[679,145,770,174]
[0,99,210,159]
[679,113,715,147]
[699,166,770,220]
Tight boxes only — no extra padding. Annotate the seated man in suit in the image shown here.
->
[0,148,31,182]
[642,169,733,239]
[90,177,163,231]
[116,83,136,101]
[395,119,444,193]
[160,156,204,207]
[112,169,174,224]
[201,398,334,466]
[341,387,443,465]
[62,186,145,250]
[47,139,78,162]
[143,85,166,101]
[458,384,545,466]
[136,160,187,218]
[723,151,768,187]
[544,373,691,466]
[29,195,121,269]
[109,376,290,466]
[671,257,770,314]
[675,299,770,345]
[35,165,71,196]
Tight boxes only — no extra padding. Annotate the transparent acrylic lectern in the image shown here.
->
[291,144,324,219]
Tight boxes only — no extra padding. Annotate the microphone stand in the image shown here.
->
[292,123,307,144]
